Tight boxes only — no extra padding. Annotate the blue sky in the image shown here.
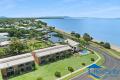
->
[0,0,120,18]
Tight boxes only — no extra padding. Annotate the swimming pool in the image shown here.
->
[79,49,90,55]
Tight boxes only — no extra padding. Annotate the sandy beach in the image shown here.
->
[111,45,120,52]
[93,39,120,52]
[55,28,120,53]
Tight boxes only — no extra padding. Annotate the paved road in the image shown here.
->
[71,45,120,80]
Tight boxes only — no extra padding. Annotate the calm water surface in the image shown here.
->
[41,18,120,46]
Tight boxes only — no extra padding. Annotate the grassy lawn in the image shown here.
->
[0,70,2,80]
[63,52,104,80]
[9,53,98,80]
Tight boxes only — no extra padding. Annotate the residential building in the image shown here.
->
[0,53,35,79]
[33,45,73,64]
[0,39,80,79]
[65,39,80,52]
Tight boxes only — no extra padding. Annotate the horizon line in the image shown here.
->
[1,16,120,19]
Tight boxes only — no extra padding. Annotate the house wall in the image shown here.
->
[1,61,35,79]
[38,49,73,64]
[1,68,7,79]
[32,52,40,64]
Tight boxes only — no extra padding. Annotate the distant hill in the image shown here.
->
[0,16,69,19]
[0,16,7,18]
[37,16,70,19]
[1,16,120,19]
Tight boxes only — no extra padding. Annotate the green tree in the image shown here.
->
[49,27,55,31]
[71,31,75,35]
[8,28,23,38]
[100,41,104,45]
[104,42,111,49]
[83,33,92,42]
[71,31,81,38]
[75,33,81,38]
[7,38,27,55]
[0,48,6,57]
[29,30,39,39]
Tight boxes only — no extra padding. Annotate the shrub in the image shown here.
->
[37,77,43,80]
[91,51,94,54]
[91,58,95,62]
[55,71,61,77]
[68,66,74,72]
[81,63,86,66]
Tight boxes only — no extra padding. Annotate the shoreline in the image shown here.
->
[93,39,120,52]
[111,44,120,52]
[55,28,120,52]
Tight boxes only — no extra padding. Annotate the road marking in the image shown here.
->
[88,75,99,80]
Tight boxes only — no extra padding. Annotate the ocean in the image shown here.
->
[40,18,120,47]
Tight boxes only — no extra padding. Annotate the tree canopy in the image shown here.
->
[6,38,28,55]
[83,33,93,42]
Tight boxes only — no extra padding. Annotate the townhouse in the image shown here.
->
[0,53,35,79]
[0,39,80,79]
[33,45,73,64]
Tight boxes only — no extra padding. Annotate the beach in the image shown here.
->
[92,39,120,52]
[111,45,120,52]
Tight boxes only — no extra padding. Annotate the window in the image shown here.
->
[18,64,24,67]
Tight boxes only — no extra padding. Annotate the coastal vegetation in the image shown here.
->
[83,33,93,42]
[99,42,111,49]
[71,31,81,39]
[6,38,28,55]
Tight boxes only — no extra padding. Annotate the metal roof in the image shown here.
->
[0,53,34,69]
[0,44,73,69]
[65,39,79,47]
[35,45,72,57]
[0,41,10,46]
